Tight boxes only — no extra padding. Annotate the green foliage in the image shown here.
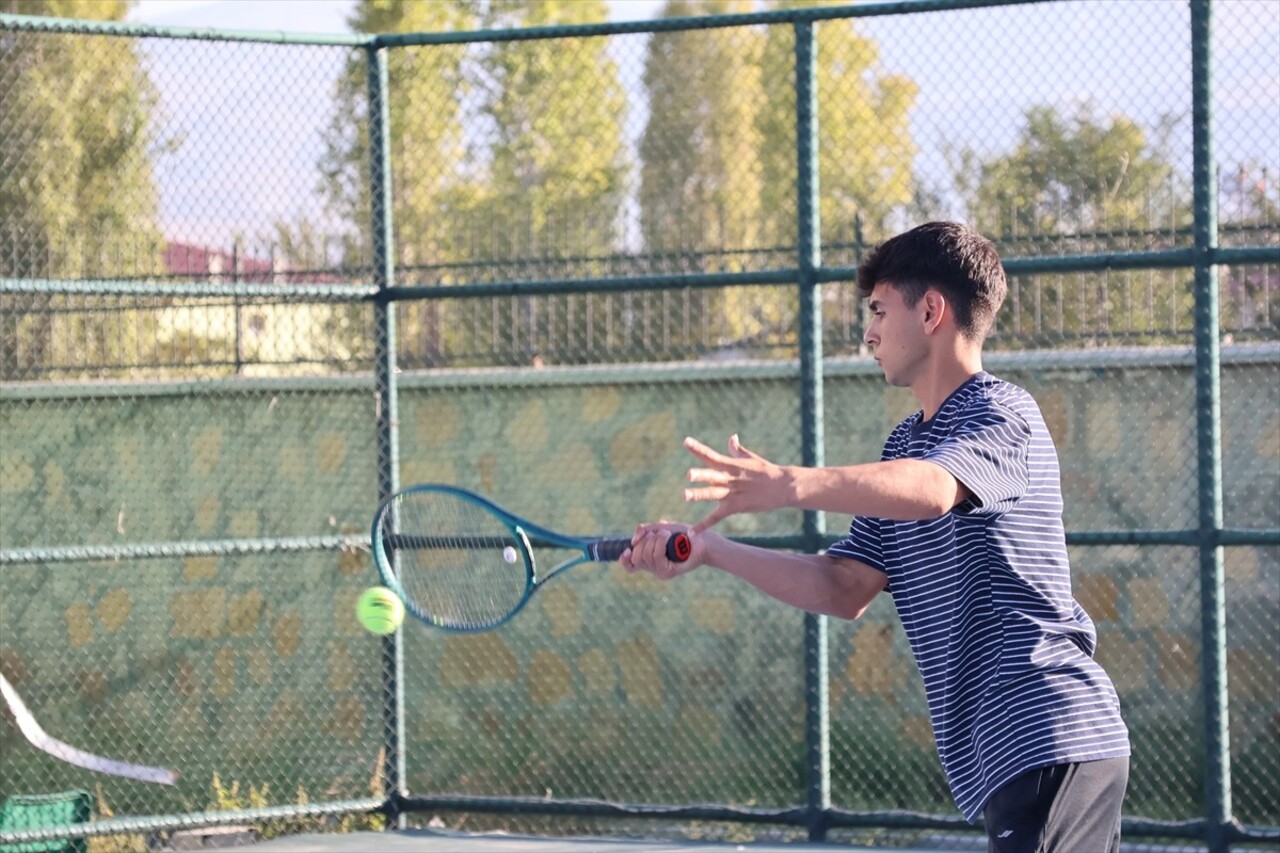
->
[0,0,165,379]
[480,0,626,257]
[222,762,387,837]
[300,0,932,362]
[82,771,386,852]
[206,772,386,840]
[89,782,149,852]
[319,0,629,366]
[311,0,922,363]
[948,104,1193,346]
[637,0,919,353]
[467,0,628,364]
[308,0,477,368]
[208,772,272,813]
[762,0,918,351]
[952,102,1186,238]
[639,0,919,252]
[639,0,764,256]
[321,0,476,253]
[0,0,158,243]
[758,0,918,245]
[1219,163,1280,340]
[636,1,768,354]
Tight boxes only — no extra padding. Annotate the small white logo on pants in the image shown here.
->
[998,830,1014,838]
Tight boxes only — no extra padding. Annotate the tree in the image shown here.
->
[636,0,767,356]
[949,103,1189,345]
[757,0,918,248]
[322,0,477,251]
[318,0,629,367]
[636,0,918,357]
[478,0,625,260]
[756,0,919,358]
[639,0,764,258]
[312,0,477,367]
[952,104,1183,240]
[466,0,629,365]
[0,0,164,379]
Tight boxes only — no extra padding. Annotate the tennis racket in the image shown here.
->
[371,483,692,632]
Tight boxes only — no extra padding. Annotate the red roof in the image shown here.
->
[164,241,276,282]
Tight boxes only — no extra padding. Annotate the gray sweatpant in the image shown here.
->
[983,757,1130,853]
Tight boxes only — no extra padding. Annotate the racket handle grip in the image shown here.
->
[595,532,693,563]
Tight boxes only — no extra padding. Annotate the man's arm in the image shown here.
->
[684,435,971,532]
[622,526,887,621]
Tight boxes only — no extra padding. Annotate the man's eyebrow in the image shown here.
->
[868,299,881,311]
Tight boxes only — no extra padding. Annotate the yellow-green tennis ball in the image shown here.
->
[356,586,404,635]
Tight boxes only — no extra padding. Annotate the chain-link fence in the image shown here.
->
[1,1,1277,851]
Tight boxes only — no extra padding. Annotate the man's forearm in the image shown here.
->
[702,535,885,620]
[785,458,964,520]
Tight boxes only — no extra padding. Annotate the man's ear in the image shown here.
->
[922,290,947,334]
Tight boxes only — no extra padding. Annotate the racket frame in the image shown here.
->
[371,483,631,632]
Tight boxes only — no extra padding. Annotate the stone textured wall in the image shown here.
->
[1,354,1276,819]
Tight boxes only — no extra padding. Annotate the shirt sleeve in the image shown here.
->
[827,515,887,574]
[923,400,1031,515]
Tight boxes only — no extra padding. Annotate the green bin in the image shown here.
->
[0,791,91,853]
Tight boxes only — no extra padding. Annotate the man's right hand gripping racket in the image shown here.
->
[371,484,691,633]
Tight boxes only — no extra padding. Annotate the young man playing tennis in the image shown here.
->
[621,221,1130,852]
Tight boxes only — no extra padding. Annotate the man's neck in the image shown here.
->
[913,349,984,421]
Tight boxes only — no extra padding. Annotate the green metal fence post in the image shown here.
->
[794,19,830,842]
[367,44,406,826]
[1190,2,1231,850]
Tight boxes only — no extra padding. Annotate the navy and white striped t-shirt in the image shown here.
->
[828,372,1130,821]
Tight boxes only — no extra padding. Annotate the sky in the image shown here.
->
[129,0,667,31]
[114,0,1279,249]
[123,0,668,244]
[130,0,350,31]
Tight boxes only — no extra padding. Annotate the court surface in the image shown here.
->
[199,828,1219,853]
[205,828,953,852]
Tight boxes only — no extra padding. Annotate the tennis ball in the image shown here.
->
[356,586,404,635]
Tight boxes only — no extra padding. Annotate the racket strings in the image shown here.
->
[386,492,528,629]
